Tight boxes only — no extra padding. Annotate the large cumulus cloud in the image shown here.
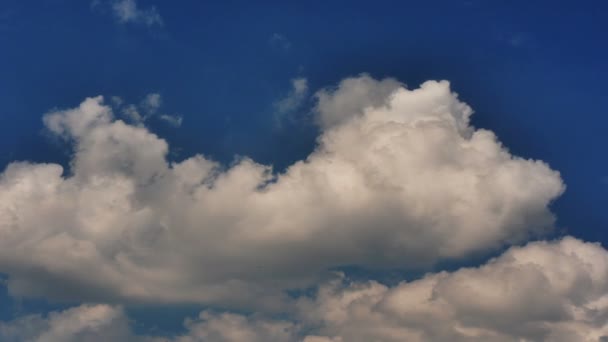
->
[0,75,564,307]
[295,237,608,341]
[2,237,607,341]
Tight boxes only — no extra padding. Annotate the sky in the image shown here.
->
[0,0,607,341]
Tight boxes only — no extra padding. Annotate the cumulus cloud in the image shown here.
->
[2,237,607,341]
[314,74,402,129]
[294,237,608,341]
[0,75,564,308]
[93,0,163,27]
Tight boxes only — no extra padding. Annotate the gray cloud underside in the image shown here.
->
[1,238,607,341]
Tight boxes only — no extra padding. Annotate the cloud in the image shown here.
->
[294,237,608,341]
[122,104,143,123]
[111,93,180,127]
[93,0,163,27]
[172,311,298,342]
[0,304,133,342]
[269,33,291,51]
[141,93,162,113]
[274,78,309,127]
[123,92,160,124]
[275,78,308,114]
[159,114,183,127]
[314,74,402,128]
[0,75,563,308]
[2,237,607,341]
[0,304,298,342]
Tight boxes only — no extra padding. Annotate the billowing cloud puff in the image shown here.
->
[2,237,607,341]
[0,75,564,307]
[296,237,608,341]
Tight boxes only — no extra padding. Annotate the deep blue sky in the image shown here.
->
[1,0,607,335]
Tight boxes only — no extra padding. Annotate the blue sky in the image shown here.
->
[1,1,608,341]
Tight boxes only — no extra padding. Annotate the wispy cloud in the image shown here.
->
[273,77,309,128]
[111,93,181,127]
[159,114,183,127]
[93,0,163,27]
[275,78,308,114]
[269,33,291,51]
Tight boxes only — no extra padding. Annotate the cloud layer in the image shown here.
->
[0,75,565,309]
[2,237,607,341]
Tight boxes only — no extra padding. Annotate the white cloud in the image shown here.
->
[2,237,607,341]
[314,74,402,129]
[0,76,563,308]
[93,0,163,27]
[293,237,608,341]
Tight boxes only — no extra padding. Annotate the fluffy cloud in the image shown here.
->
[0,75,564,307]
[295,237,608,341]
[2,237,607,341]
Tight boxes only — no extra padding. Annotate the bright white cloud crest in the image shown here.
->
[2,75,603,341]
